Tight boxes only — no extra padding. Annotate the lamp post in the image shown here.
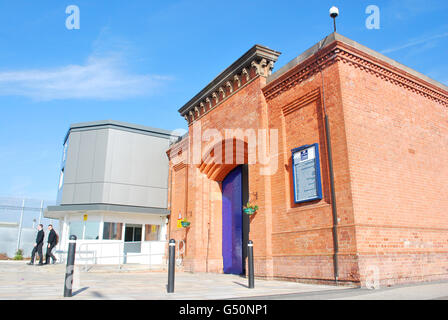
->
[329,6,339,32]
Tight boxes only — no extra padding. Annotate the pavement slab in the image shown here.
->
[1,261,447,300]
[0,261,351,300]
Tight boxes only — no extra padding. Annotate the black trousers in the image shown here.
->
[45,244,56,264]
[30,243,43,264]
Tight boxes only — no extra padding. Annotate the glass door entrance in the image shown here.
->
[124,224,142,254]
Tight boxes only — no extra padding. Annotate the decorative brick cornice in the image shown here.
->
[179,45,281,125]
[263,43,338,101]
[336,42,448,107]
[263,41,448,108]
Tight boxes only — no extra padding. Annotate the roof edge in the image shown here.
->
[178,44,281,117]
[46,203,170,216]
[63,120,180,145]
[268,32,448,94]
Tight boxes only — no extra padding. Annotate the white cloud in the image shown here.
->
[381,32,448,54]
[0,54,170,101]
[386,0,445,21]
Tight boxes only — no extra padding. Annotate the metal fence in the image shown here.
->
[55,240,169,271]
[0,197,57,258]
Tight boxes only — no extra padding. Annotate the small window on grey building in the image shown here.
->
[144,224,160,241]
[69,221,83,240]
[103,222,123,240]
[84,222,100,240]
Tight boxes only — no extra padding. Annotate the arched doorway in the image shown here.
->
[197,138,250,275]
[221,165,249,275]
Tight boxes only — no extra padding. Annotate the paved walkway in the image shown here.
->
[1,261,447,300]
[0,261,350,300]
[239,281,448,300]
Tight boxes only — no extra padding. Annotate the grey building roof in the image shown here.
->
[46,203,170,217]
[63,120,180,144]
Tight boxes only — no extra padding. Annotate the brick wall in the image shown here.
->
[263,57,358,283]
[167,38,448,287]
[338,48,448,286]
[168,75,277,274]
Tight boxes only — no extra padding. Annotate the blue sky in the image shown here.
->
[0,0,447,202]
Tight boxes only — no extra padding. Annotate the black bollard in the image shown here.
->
[248,240,254,289]
[63,235,77,297]
[167,239,176,293]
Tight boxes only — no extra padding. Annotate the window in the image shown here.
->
[125,224,142,242]
[69,221,83,240]
[69,221,100,240]
[103,222,123,240]
[123,224,142,253]
[144,224,160,241]
[84,222,100,240]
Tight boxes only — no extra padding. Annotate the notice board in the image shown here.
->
[291,144,322,203]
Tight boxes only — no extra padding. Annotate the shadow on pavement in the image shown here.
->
[233,281,249,289]
[72,287,89,296]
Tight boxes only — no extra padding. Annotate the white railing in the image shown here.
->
[55,240,168,271]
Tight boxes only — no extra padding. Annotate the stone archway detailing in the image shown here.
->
[198,139,248,182]
[178,45,281,125]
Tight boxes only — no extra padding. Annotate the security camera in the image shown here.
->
[329,6,339,18]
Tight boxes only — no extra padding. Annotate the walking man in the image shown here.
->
[45,224,58,264]
[27,224,44,265]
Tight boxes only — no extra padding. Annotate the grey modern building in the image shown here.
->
[46,120,180,264]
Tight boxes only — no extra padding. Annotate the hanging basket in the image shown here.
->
[243,208,256,215]
[181,221,191,228]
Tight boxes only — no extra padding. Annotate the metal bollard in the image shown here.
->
[167,239,176,293]
[63,235,77,297]
[248,240,254,289]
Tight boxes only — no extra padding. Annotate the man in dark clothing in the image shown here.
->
[27,224,44,265]
[45,224,57,264]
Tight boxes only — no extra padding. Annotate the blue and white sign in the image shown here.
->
[292,144,322,203]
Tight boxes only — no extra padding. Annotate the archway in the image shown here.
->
[221,165,249,275]
[198,138,249,275]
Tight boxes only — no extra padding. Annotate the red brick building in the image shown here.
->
[166,33,448,287]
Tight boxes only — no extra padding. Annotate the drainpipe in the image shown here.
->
[167,167,173,242]
[324,114,339,282]
[318,35,339,282]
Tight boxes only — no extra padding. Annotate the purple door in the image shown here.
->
[222,166,243,274]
